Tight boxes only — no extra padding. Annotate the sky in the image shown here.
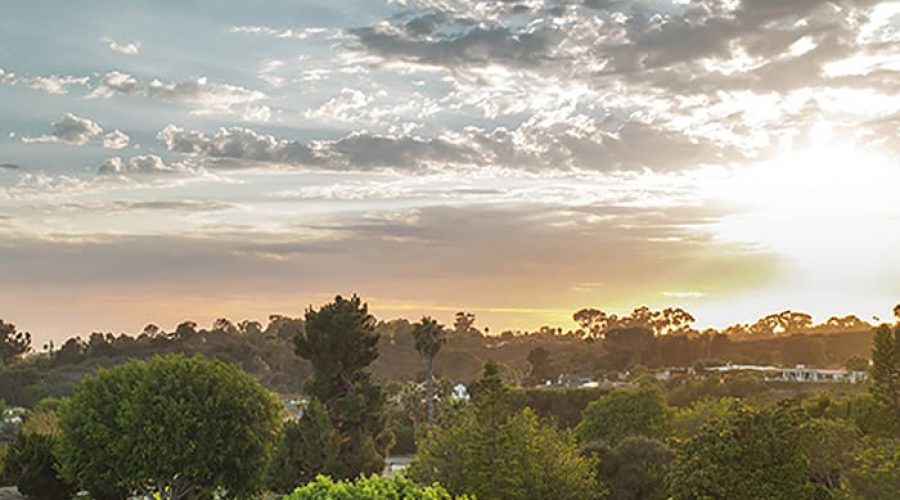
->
[1,0,899,345]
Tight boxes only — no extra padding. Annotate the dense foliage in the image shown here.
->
[266,399,339,494]
[870,323,900,436]
[576,385,670,445]
[667,402,813,500]
[294,295,393,480]
[410,364,603,500]
[284,474,469,500]
[585,436,674,500]
[57,355,282,499]
[3,432,74,500]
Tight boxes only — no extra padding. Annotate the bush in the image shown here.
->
[284,474,468,499]
[3,433,75,500]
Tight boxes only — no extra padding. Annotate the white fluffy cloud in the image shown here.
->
[22,113,103,146]
[27,75,89,95]
[97,155,187,176]
[102,130,131,150]
[88,71,141,99]
[102,37,140,55]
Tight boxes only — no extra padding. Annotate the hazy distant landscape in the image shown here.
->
[2,0,899,498]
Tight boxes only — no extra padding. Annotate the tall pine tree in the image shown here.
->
[294,295,393,479]
[870,323,900,435]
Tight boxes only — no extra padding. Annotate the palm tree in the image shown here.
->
[411,317,447,424]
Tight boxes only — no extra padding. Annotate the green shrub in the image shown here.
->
[3,432,75,500]
[284,474,468,499]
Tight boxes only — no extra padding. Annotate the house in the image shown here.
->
[704,364,868,384]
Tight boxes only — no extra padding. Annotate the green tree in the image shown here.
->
[266,399,340,494]
[294,295,393,479]
[284,474,469,500]
[412,317,448,424]
[870,323,900,434]
[0,320,31,365]
[800,417,859,493]
[584,436,674,500]
[671,398,738,440]
[57,355,282,499]
[843,439,900,499]
[667,402,813,500]
[576,386,670,445]
[410,364,603,500]
[3,432,75,500]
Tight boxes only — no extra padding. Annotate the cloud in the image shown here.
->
[0,202,774,339]
[157,112,738,173]
[304,88,371,121]
[88,71,141,99]
[663,291,707,299]
[102,130,131,150]
[101,37,140,55]
[157,125,318,165]
[0,163,20,170]
[55,200,236,214]
[148,77,270,121]
[86,73,270,120]
[0,67,16,85]
[230,25,343,40]
[22,113,103,146]
[27,75,89,95]
[97,155,191,176]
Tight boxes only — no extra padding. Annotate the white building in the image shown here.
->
[705,364,868,384]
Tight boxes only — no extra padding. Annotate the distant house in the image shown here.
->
[452,383,470,401]
[704,364,868,384]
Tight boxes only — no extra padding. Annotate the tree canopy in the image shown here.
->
[56,354,283,499]
[410,364,603,500]
[667,402,812,500]
[576,385,670,445]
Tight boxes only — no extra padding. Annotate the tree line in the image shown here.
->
[0,296,896,498]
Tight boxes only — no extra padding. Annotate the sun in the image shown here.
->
[701,128,900,320]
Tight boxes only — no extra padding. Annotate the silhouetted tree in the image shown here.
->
[454,312,477,337]
[0,320,32,365]
[526,346,551,384]
[411,317,448,424]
